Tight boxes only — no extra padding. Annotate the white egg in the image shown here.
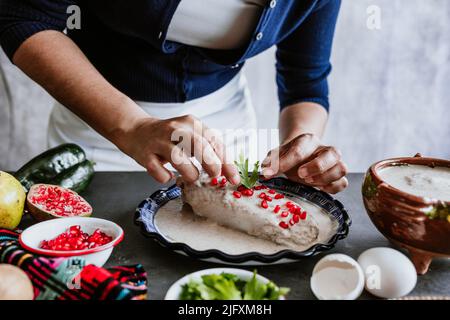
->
[357,247,417,299]
[310,254,365,300]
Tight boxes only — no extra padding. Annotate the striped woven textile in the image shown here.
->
[0,229,147,300]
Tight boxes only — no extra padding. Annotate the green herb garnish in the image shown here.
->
[234,154,260,189]
[179,271,290,300]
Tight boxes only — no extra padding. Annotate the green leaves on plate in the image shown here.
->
[234,153,260,189]
[179,271,290,300]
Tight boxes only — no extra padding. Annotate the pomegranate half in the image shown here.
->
[27,184,92,221]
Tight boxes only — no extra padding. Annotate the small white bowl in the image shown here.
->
[19,217,124,267]
[165,268,279,300]
[310,254,365,300]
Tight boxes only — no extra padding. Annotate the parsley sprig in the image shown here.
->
[234,154,260,189]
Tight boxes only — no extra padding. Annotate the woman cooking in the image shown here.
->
[0,0,348,193]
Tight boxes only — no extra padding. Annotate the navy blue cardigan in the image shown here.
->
[0,0,340,111]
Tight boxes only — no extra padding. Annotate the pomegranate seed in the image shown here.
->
[237,185,246,192]
[233,191,242,199]
[261,200,269,209]
[220,178,227,185]
[254,185,263,190]
[289,218,295,226]
[268,189,276,194]
[274,194,285,200]
[242,189,254,196]
[265,196,272,202]
[300,211,307,220]
[293,214,300,223]
[39,225,113,252]
[40,240,49,249]
[69,225,80,232]
[289,206,297,214]
[273,205,281,213]
[286,201,293,208]
[69,226,80,236]
[29,185,91,217]
[211,178,219,186]
[281,211,289,218]
[279,221,289,229]
[258,192,266,199]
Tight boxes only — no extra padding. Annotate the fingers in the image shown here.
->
[261,147,280,177]
[298,146,347,193]
[318,177,349,194]
[203,128,240,184]
[166,118,234,182]
[284,170,348,194]
[169,144,200,182]
[168,118,222,181]
[262,134,320,178]
[298,146,342,180]
[260,132,348,193]
[304,161,348,186]
[193,127,240,184]
[221,163,240,185]
[191,133,222,178]
[135,115,232,184]
[145,156,174,184]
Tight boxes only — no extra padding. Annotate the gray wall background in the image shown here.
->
[1,0,449,172]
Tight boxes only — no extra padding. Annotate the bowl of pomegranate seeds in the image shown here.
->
[19,217,124,266]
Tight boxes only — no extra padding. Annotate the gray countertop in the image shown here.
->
[77,172,449,300]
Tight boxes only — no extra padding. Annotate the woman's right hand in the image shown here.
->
[118,114,240,184]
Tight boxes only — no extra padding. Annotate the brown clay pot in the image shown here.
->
[362,154,450,275]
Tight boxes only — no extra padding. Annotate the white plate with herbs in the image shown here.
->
[165,268,289,300]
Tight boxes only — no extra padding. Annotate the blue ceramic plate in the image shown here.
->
[134,177,351,265]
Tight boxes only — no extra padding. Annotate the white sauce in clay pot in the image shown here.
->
[155,196,338,255]
[378,164,450,201]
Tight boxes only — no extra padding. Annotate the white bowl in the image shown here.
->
[165,268,279,300]
[310,254,365,300]
[19,217,124,267]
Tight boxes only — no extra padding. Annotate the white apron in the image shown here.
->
[47,72,257,171]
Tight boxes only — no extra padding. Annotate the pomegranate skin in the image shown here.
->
[26,184,92,221]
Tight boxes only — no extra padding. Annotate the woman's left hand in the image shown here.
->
[261,133,348,194]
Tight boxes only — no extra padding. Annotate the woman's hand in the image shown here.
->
[261,133,348,194]
[118,114,240,184]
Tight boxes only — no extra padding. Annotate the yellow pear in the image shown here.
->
[0,171,26,230]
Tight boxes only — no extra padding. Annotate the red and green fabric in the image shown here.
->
[0,229,147,300]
